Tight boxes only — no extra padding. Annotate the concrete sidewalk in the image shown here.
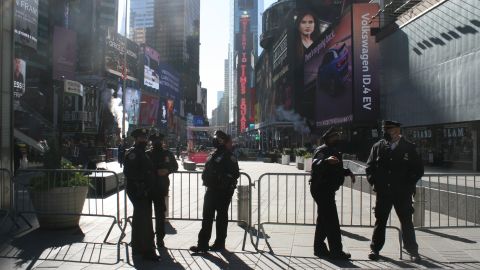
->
[1,161,479,269]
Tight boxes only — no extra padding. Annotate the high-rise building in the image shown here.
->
[146,0,201,116]
[128,0,154,44]
[228,0,261,136]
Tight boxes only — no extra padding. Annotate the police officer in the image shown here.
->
[190,130,240,252]
[366,120,424,262]
[147,132,178,248]
[123,128,159,261]
[310,127,354,260]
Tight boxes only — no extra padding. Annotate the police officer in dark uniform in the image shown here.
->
[147,132,178,248]
[366,120,424,262]
[123,128,159,261]
[310,127,355,260]
[190,130,240,252]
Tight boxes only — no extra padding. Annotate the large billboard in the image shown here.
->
[143,46,160,90]
[105,29,140,82]
[139,93,159,126]
[302,1,378,128]
[124,87,141,125]
[13,58,26,101]
[53,27,77,80]
[159,63,181,115]
[236,14,253,133]
[352,3,380,124]
[15,0,38,49]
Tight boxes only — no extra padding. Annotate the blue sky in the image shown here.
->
[201,0,276,118]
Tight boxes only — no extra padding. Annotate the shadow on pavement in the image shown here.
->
[165,221,177,235]
[418,228,477,244]
[0,227,120,267]
[341,229,370,241]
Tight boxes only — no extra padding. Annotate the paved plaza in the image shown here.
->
[1,161,479,269]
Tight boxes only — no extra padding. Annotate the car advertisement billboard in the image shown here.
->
[143,46,160,90]
[139,93,159,126]
[304,9,353,127]
[52,27,77,80]
[14,0,38,50]
[105,28,140,82]
[352,3,380,124]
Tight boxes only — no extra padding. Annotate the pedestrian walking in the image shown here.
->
[147,132,178,249]
[118,138,127,168]
[309,127,355,260]
[190,130,240,252]
[366,120,424,262]
[123,128,159,261]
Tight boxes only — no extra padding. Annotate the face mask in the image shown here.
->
[137,141,147,148]
[383,131,392,141]
[328,140,339,147]
[153,142,163,149]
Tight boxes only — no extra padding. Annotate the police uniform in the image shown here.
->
[123,129,157,259]
[366,120,424,260]
[310,127,352,259]
[191,131,240,252]
[147,133,178,247]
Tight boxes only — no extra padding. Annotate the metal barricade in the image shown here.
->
[12,168,126,263]
[255,173,403,258]
[417,174,480,229]
[122,171,254,251]
[0,168,13,229]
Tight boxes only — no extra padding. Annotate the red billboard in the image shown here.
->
[139,93,159,126]
[237,14,253,133]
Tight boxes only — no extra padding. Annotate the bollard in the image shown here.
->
[413,185,426,227]
[237,185,249,227]
[165,195,169,218]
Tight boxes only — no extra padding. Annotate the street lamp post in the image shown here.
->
[121,0,128,139]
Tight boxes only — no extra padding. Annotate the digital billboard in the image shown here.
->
[159,63,181,115]
[139,93,159,126]
[15,0,38,49]
[236,14,253,133]
[13,58,26,101]
[304,9,353,127]
[143,46,160,90]
[124,87,141,125]
[53,27,77,80]
[105,28,140,82]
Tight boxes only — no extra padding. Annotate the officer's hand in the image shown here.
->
[326,156,339,164]
[157,169,169,176]
[349,173,356,184]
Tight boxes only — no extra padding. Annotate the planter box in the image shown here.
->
[30,186,88,229]
[281,154,290,165]
[304,158,313,172]
[296,156,304,169]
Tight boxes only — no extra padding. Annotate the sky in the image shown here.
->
[201,0,276,119]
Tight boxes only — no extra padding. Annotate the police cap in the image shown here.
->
[382,120,402,128]
[149,132,164,141]
[213,130,231,146]
[130,128,148,138]
[321,127,340,140]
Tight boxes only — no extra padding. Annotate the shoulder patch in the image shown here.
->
[128,152,136,160]
[231,155,237,162]
[315,152,325,160]
[165,156,170,162]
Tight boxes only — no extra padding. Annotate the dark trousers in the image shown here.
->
[371,189,418,253]
[312,190,343,253]
[197,188,234,247]
[152,196,166,243]
[128,194,155,256]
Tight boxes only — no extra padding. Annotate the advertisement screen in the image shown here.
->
[157,98,168,130]
[15,0,38,49]
[159,63,180,115]
[236,14,253,133]
[124,87,141,125]
[143,46,160,90]
[105,28,139,81]
[13,58,26,101]
[352,3,380,124]
[139,93,159,126]
[53,27,77,80]
[304,9,353,127]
